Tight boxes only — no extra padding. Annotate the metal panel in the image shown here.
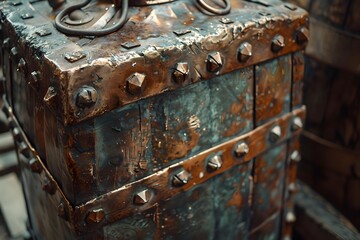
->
[102,163,252,240]
[251,144,287,229]
[292,51,304,109]
[255,55,292,126]
[90,68,253,204]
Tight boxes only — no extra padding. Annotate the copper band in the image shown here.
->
[3,95,305,233]
[74,107,305,233]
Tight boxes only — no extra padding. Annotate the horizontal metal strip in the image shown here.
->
[73,107,305,234]
[306,18,360,74]
[2,96,305,234]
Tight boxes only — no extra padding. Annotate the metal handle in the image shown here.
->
[54,0,129,36]
[196,0,231,15]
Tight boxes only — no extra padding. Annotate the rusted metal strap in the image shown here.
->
[73,107,305,233]
[306,18,360,75]
[3,95,305,233]
[301,131,360,178]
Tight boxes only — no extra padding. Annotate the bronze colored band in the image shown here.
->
[4,95,305,233]
[306,18,360,75]
[73,107,306,233]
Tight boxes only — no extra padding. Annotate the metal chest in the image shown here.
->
[0,0,307,239]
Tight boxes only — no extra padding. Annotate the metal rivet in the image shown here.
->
[17,58,27,74]
[58,202,67,220]
[10,47,18,58]
[296,27,309,44]
[206,52,223,72]
[35,28,52,37]
[126,73,146,95]
[43,86,57,105]
[19,142,30,158]
[234,142,249,158]
[172,170,191,187]
[2,38,10,49]
[238,42,252,62]
[64,51,86,63]
[86,209,105,224]
[271,35,285,52]
[207,155,223,171]
[29,158,42,174]
[21,13,34,20]
[41,175,56,195]
[269,125,281,142]
[12,127,22,142]
[291,117,303,131]
[173,29,191,36]
[76,86,97,108]
[121,41,141,49]
[286,211,296,223]
[133,189,151,205]
[30,71,40,88]
[290,150,301,163]
[219,17,233,24]
[288,182,296,192]
[172,62,189,84]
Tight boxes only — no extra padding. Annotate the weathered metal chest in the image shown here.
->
[284,0,360,230]
[0,0,307,239]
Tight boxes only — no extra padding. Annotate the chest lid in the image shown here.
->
[0,0,308,125]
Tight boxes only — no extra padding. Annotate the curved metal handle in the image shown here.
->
[54,0,129,36]
[196,0,231,15]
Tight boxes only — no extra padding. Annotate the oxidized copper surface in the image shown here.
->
[4,99,305,237]
[0,0,308,238]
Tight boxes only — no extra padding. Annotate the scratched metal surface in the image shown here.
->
[90,162,252,240]
[77,67,254,202]
[0,0,308,239]
[3,106,306,239]
[0,0,308,205]
[255,55,291,126]
[250,144,287,233]
[0,0,308,125]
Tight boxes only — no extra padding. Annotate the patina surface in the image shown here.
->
[0,0,307,238]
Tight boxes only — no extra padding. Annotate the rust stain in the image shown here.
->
[227,186,243,211]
